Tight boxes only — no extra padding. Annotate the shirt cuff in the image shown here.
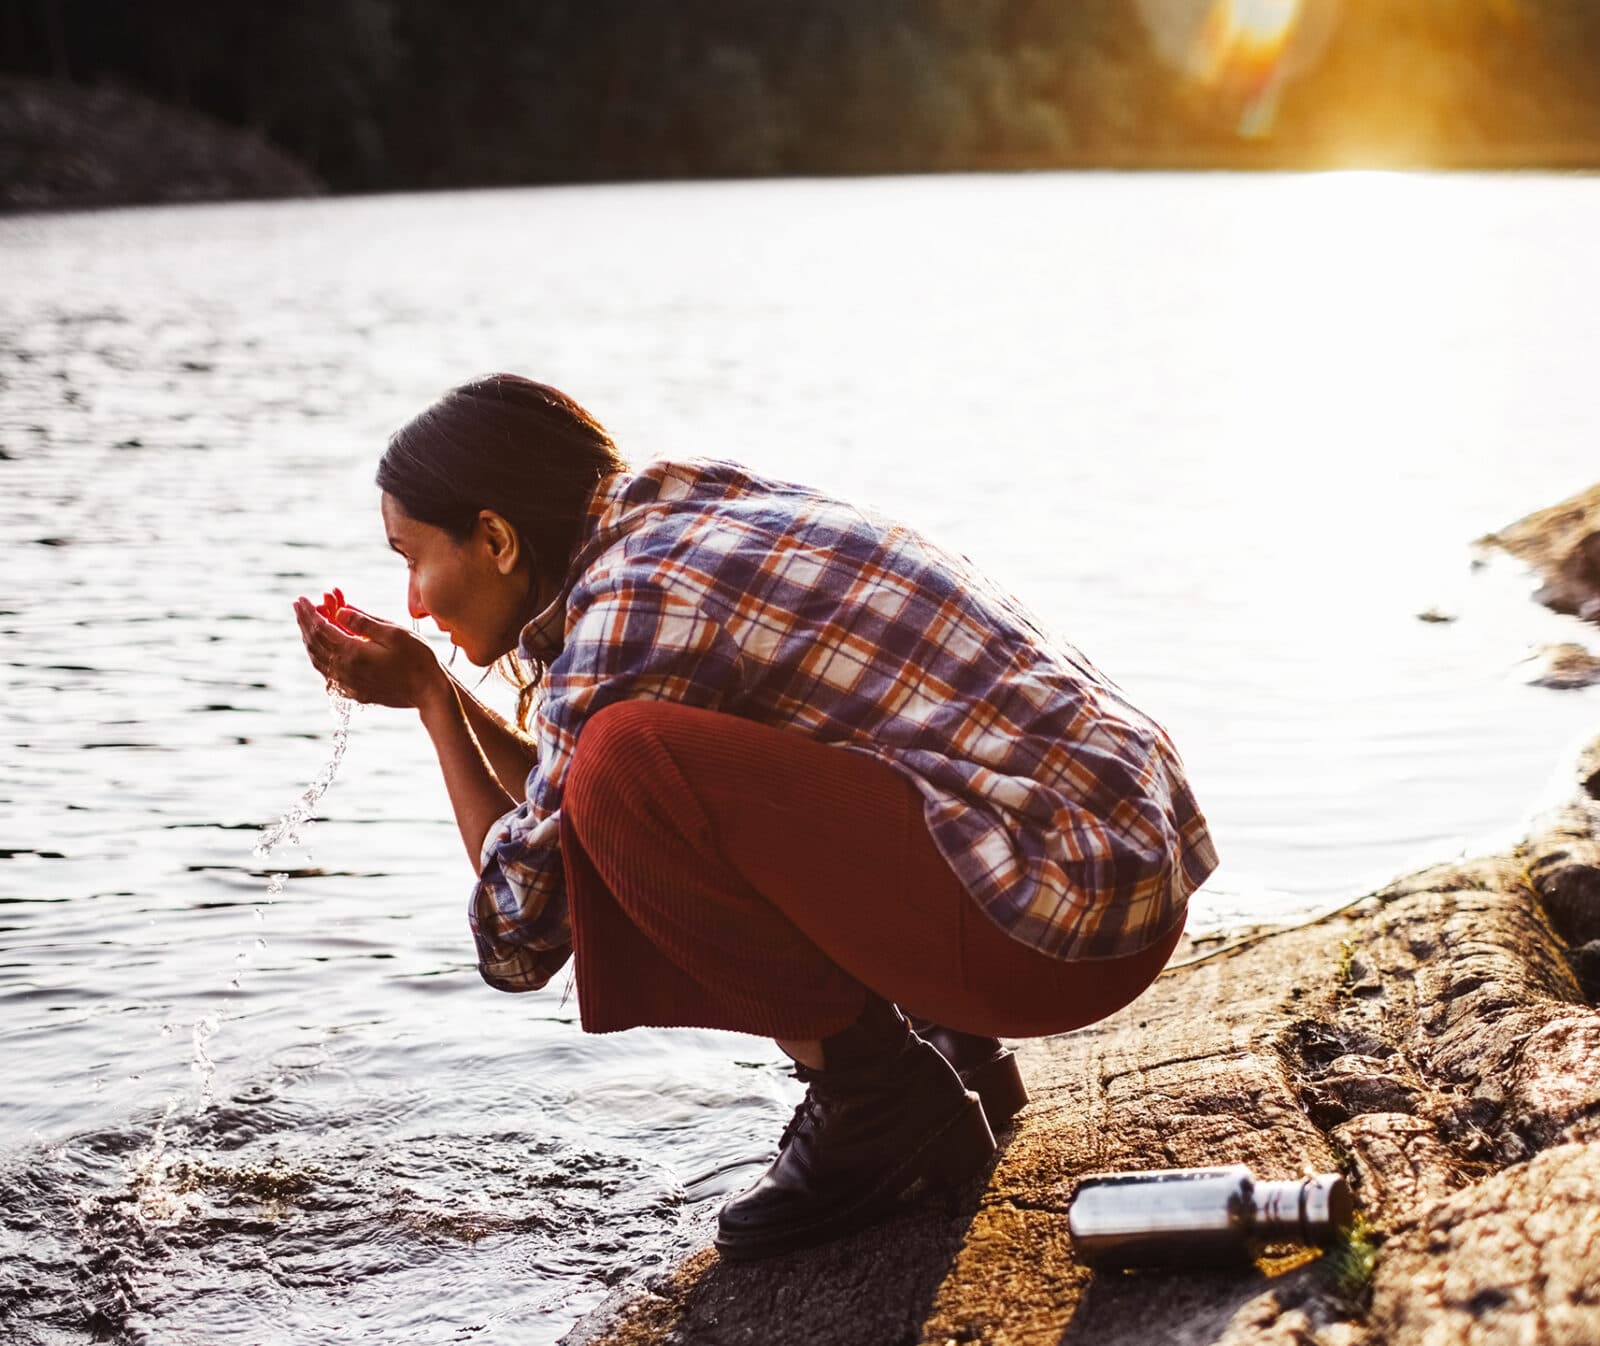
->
[479,805,562,874]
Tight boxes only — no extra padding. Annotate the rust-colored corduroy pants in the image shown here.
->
[560,700,1183,1040]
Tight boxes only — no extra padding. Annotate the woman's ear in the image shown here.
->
[478,510,522,575]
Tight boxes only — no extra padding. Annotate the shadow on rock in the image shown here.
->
[570,1152,1002,1346]
[1058,1257,1327,1346]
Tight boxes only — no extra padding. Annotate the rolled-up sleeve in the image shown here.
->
[468,568,744,992]
[472,804,571,992]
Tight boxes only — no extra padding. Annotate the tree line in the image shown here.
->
[4,0,1600,190]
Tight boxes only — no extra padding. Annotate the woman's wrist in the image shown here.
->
[414,665,459,726]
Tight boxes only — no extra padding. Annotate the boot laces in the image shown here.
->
[777,1063,823,1148]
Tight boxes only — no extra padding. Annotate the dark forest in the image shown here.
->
[5,0,1600,196]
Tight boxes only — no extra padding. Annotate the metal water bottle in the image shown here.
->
[1067,1165,1353,1268]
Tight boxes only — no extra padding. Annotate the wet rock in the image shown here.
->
[1525,641,1600,689]
[1575,742,1600,801]
[1520,803,1600,945]
[1478,480,1600,622]
[1565,940,1600,1001]
[1538,863,1600,946]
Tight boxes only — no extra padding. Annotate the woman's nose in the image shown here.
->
[407,580,428,621]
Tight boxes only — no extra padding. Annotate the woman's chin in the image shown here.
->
[460,638,514,668]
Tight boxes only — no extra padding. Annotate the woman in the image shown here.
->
[294,373,1217,1261]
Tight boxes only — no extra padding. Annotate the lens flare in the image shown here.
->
[1136,0,1338,140]
[1193,0,1304,136]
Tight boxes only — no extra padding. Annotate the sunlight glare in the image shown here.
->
[1196,0,1303,75]
[1232,0,1302,45]
[1209,170,1495,577]
[1193,0,1305,135]
[1135,0,1340,139]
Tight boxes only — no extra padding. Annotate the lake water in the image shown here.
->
[2,171,1596,1344]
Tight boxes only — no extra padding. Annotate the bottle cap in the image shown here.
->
[1303,1173,1354,1236]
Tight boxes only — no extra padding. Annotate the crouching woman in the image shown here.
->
[293,373,1218,1261]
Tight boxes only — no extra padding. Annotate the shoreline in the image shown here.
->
[6,73,1600,217]
[8,157,1599,220]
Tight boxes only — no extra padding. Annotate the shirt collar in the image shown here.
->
[518,468,633,662]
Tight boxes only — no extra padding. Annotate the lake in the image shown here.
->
[1,170,1596,1344]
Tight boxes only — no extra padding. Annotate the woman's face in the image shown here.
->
[380,491,533,666]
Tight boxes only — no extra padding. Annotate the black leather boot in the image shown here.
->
[908,1019,1030,1130]
[714,1035,996,1261]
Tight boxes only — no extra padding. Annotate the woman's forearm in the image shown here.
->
[416,677,519,868]
[449,674,541,794]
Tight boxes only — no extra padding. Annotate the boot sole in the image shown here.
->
[714,1090,995,1262]
[962,1048,1029,1131]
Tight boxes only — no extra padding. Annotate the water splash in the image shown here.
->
[126,1096,202,1229]
[107,688,362,1257]
[190,1014,220,1117]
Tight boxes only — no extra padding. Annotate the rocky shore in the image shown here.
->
[1482,482,1600,692]
[569,775,1600,1345]
[0,77,322,213]
[566,505,1600,1345]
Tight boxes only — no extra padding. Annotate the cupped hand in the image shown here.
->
[294,591,445,710]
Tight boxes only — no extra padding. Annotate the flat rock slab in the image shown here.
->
[569,786,1600,1346]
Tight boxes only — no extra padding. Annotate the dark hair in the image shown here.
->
[377,373,628,725]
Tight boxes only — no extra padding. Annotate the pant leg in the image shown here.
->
[560,700,1183,1039]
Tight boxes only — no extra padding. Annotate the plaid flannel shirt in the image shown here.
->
[471,459,1217,993]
